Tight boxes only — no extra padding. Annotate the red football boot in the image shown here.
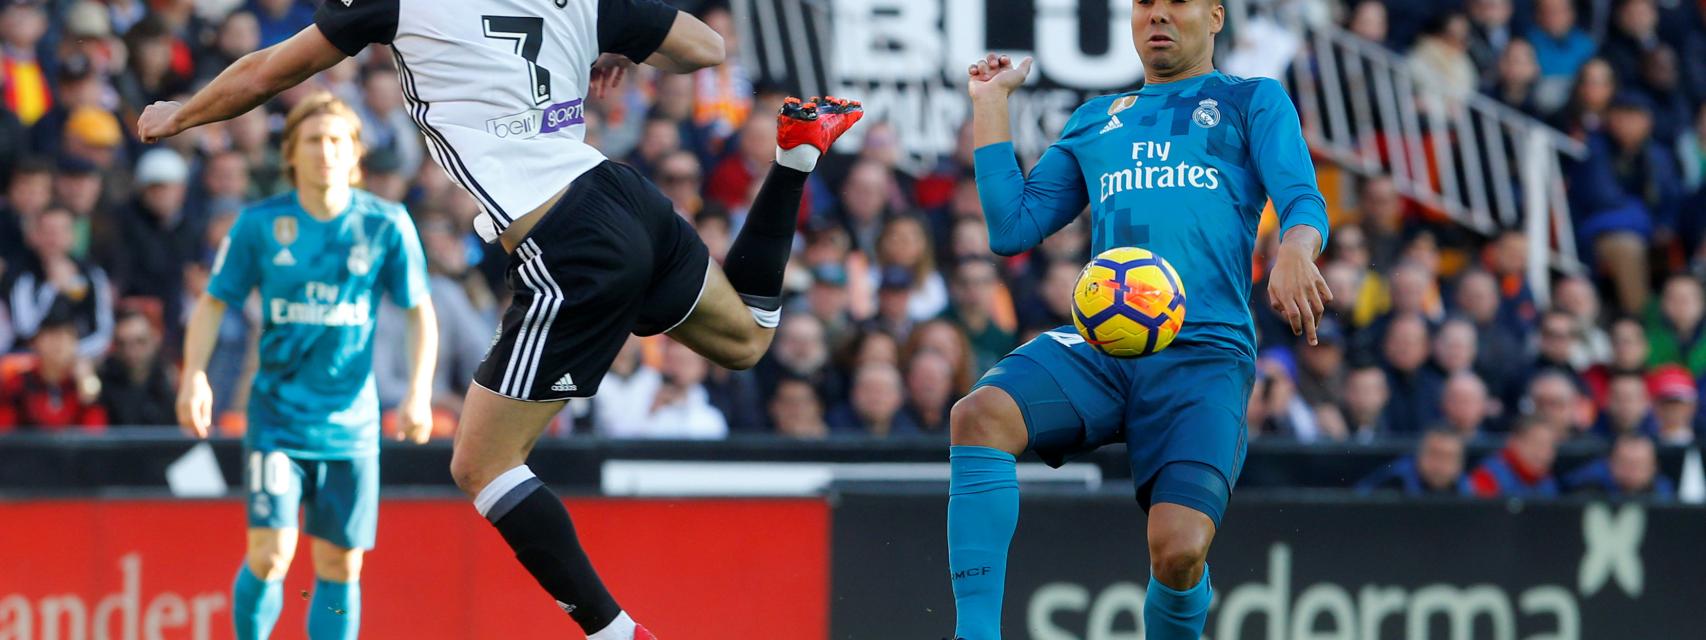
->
[777,95,864,154]
[633,624,658,640]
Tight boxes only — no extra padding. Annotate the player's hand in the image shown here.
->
[589,53,633,100]
[967,53,1032,101]
[137,101,184,143]
[395,393,433,444]
[176,370,214,438]
[1268,230,1333,346]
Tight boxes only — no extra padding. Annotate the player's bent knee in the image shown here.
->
[245,543,293,581]
[949,388,1027,455]
[449,448,502,499]
[312,542,363,583]
[1147,509,1213,589]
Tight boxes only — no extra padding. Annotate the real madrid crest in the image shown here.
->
[272,216,298,245]
[1192,98,1221,128]
[348,244,372,276]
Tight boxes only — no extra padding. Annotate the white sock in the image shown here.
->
[775,144,821,172]
[586,611,636,640]
[749,305,781,329]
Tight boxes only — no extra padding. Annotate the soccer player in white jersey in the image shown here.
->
[178,93,437,640]
[138,1,861,638]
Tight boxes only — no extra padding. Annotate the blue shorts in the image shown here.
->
[972,327,1254,526]
[244,448,379,550]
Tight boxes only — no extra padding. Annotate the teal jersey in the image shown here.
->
[208,190,429,459]
[975,71,1330,358]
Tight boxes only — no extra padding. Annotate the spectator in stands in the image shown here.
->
[693,206,732,263]
[1440,372,1494,439]
[595,340,728,440]
[1467,0,1516,82]
[355,66,423,181]
[0,0,52,126]
[828,362,917,437]
[1407,12,1478,110]
[907,319,977,396]
[943,258,1014,375]
[1553,274,1612,367]
[249,0,315,48]
[1648,364,1698,445]
[1381,313,1443,435]
[1527,0,1597,85]
[195,151,251,219]
[374,212,492,420]
[0,308,106,431]
[196,10,259,79]
[1634,46,1696,145]
[1584,315,1650,406]
[98,307,174,427]
[53,157,103,260]
[1489,230,1537,332]
[868,215,947,321]
[1356,175,1406,271]
[869,266,917,341]
[1553,58,1616,140]
[768,375,828,439]
[1431,317,1479,378]
[1469,416,1561,498]
[1508,310,1587,405]
[705,111,776,214]
[1295,316,1347,408]
[1600,0,1664,86]
[28,53,110,162]
[4,206,112,358]
[107,148,201,326]
[1454,269,1526,393]
[1343,364,1390,441]
[902,350,954,435]
[1018,257,1077,335]
[1346,1,1387,46]
[1563,433,1675,499]
[628,116,683,181]
[0,158,52,264]
[756,313,846,409]
[801,262,855,350]
[1489,37,1544,116]
[115,16,190,116]
[1646,274,1706,375]
[832,160,894,254]
[845,328,900,370]
[1524,370,1589,438]
[1595,370,1658,438]
[59,105,124,172]
[1355,429,1470,496]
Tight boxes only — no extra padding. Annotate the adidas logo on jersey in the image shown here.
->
[273,248,296,266]
[551,373,577,392]
[1100,115,1123,135]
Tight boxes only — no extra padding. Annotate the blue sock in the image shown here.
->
[307,578,360,639]
[232,565,283,640]
[1144,564,1213,640]
[948,445,1019,640]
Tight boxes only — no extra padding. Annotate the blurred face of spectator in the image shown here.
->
[258,0,295,18]
[855,331,900,368]
[289,113,363,192]
[661,340,709,388]
[851,364,905,429]
[31,324,79,378]
[1640,46,1679,92]
[418,216,466,274]
[1610,437,1657,493]
[878,286,910,322]
[1384,315,1430,372]
[114,314,160,371]
[141,181,187,220]
[1511,422,1558,474]
[1498,39,1539,86]
[1402,233,1440,276]
[1359,176,1401,232]
[362,69,403,114]
[1469,0,1512,27]
[1553,276,1599,323]
[133,34,174,82]
[1299,336,1344,378]
[1040,217,1088,261]
[914,321,968,377]
[656,152,703,213]
[1539,313,1577,363]
[8,170,51,218]
[1417,432,1466,491]
[906,351,954,414]
[230,109,271,154]
[26,209,75,258]
[1614,0,1657,38]
[1,3,46,49]
[697,215,731,263]
[1324,262,1361,314]
[1607,375,1652,432]
[843,162,890,224]
[217,11,260,58]
[1493,231,1526,277]
[776,315,829,374]
[1537,0,1575,36]
[1442,374,1488,435]
[804,225,851,266]
[1434,320,1477,373]
[653,74,694,121]
[951,260,999,318]
[1349,1,1387,42]
[1610,318,1649,369]
[1576,60,1615,111]
[1528,374,1580,433]
[859,121,900,169]
[1607,106,1653,151]
[54,171,101,216]
[739,114,777,169]
[878,217,929,269]
[1656,395,1696,436]
[1389,265,1431,315]
[1345,367,1389,425]
[1441,14,1471,49]
[949,177,982,220]
[638,120,681,165]
[808,278,848,324]
[1332,224,1370,267]
[205,153,250,199]
[951,219,991,261]
[1042,261,1079,320]
[1661,276,1705,332]
[770,379,826,439]
[1455,270,1500,324]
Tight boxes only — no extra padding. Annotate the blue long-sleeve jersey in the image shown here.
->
[976,71,1329,357]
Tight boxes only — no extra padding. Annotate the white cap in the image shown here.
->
[134,148,189,186]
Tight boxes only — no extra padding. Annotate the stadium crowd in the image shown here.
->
[0,0,1703,499]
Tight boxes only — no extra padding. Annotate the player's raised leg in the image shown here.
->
[667,97,862,367]
[233,527,296,640]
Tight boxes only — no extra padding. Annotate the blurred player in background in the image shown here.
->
[138,0,859,636]
[176,93,436,640]
[947,0,1331,638]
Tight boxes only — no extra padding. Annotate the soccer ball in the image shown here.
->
[1071,247,1187,358]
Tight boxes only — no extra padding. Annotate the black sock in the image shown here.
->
[489,483,621,633]
[723,163,809,313]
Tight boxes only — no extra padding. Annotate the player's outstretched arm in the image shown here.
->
[177,293,227,438]
[137,26,346,142]
[396,300,438,444]
[966,53,1088,256]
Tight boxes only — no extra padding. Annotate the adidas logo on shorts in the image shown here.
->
[551,373,577,392]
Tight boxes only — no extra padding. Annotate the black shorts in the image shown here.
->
[473,161,710,401]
